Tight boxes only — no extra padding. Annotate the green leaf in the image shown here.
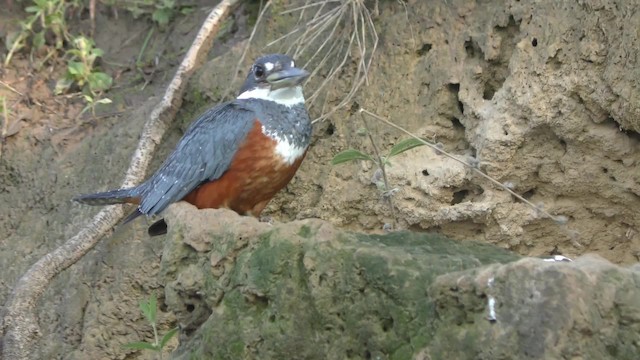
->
[152,8,172,26]
[387,138,428,158]
[25,6,40,13]
[159,327,179,348]
[95,98,113,105]
[66,49,82,58]
[32,31,45,50]
[140,294,157,324]
[122,341,160,351]
[91,47,104,58]
[87,72,113,93]
[161,0,176,8]
[180,6,195,15]
[67,61,85,76]
[331,149,375,165]
[73,36,90,51]
[54,77,73,95]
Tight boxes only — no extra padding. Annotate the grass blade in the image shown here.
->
[332,149,374,165]
[160,327,179,348]
[388,138,427,158]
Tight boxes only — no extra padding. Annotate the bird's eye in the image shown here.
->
[254,65,265,78]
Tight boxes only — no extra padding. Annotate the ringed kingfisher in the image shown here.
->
[74,54,312,236]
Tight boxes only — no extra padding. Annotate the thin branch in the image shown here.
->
[224,0,272,103]
[359,110,398,224]
[0,1,240,358]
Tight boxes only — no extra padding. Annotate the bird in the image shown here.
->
[74,54,312,236]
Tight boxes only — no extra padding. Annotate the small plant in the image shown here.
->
[55,36,112,95]
[79,94,113,118]
[333,137,426,191]
[4,0,72,66]
[332,111,427,228]
[123,294,178,359]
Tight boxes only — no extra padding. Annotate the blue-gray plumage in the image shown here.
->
[74,54,312,234]
[137,104,256,215]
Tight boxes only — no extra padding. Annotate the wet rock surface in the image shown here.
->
[429,255,640,360]
[161,204,640,360]
[161,203,520,359]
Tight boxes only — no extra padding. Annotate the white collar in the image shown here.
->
[237,86,305,107]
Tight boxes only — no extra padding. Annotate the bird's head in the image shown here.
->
[237,54,309,107]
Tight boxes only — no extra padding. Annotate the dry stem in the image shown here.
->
[0,1,240,358]
[359,110,398,225]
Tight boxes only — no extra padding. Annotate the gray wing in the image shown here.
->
[137,101,257,216]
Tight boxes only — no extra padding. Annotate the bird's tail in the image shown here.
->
[73,188,140,206]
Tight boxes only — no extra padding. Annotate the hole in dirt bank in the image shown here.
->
[522,188,536,200]
[605,117,640,143]
[483,86,497,100]
[464,39,482,58]
[319,273,328,286]
[531,38,538,47]
[417,43,432,56]
[450,186,485,205]
[248,293,269,308]
[382,317,394,332]
[447,83,465,116]
[186,304,195,312]
[547,51,563,70]
[325,122,335,136]
[483,16,521,100]
[451,189,470,205]
[559,138,567,151]
[451,117,465,130]
[422,169,430,176]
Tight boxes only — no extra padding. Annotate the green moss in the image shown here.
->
[164,222,522,359]
[297,224,312,238]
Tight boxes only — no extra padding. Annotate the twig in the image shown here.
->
[359,109,397,224]
[137,27,156,66]
[249,0,378,123]
[0,1,240,358]
[0,79,63,118]
[223,0,272,103]
[0,97,8,159]
[0,80,22,96]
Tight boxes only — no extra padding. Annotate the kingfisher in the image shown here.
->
[74,54,312,235]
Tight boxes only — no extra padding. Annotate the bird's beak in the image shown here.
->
[267,67,310,89]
